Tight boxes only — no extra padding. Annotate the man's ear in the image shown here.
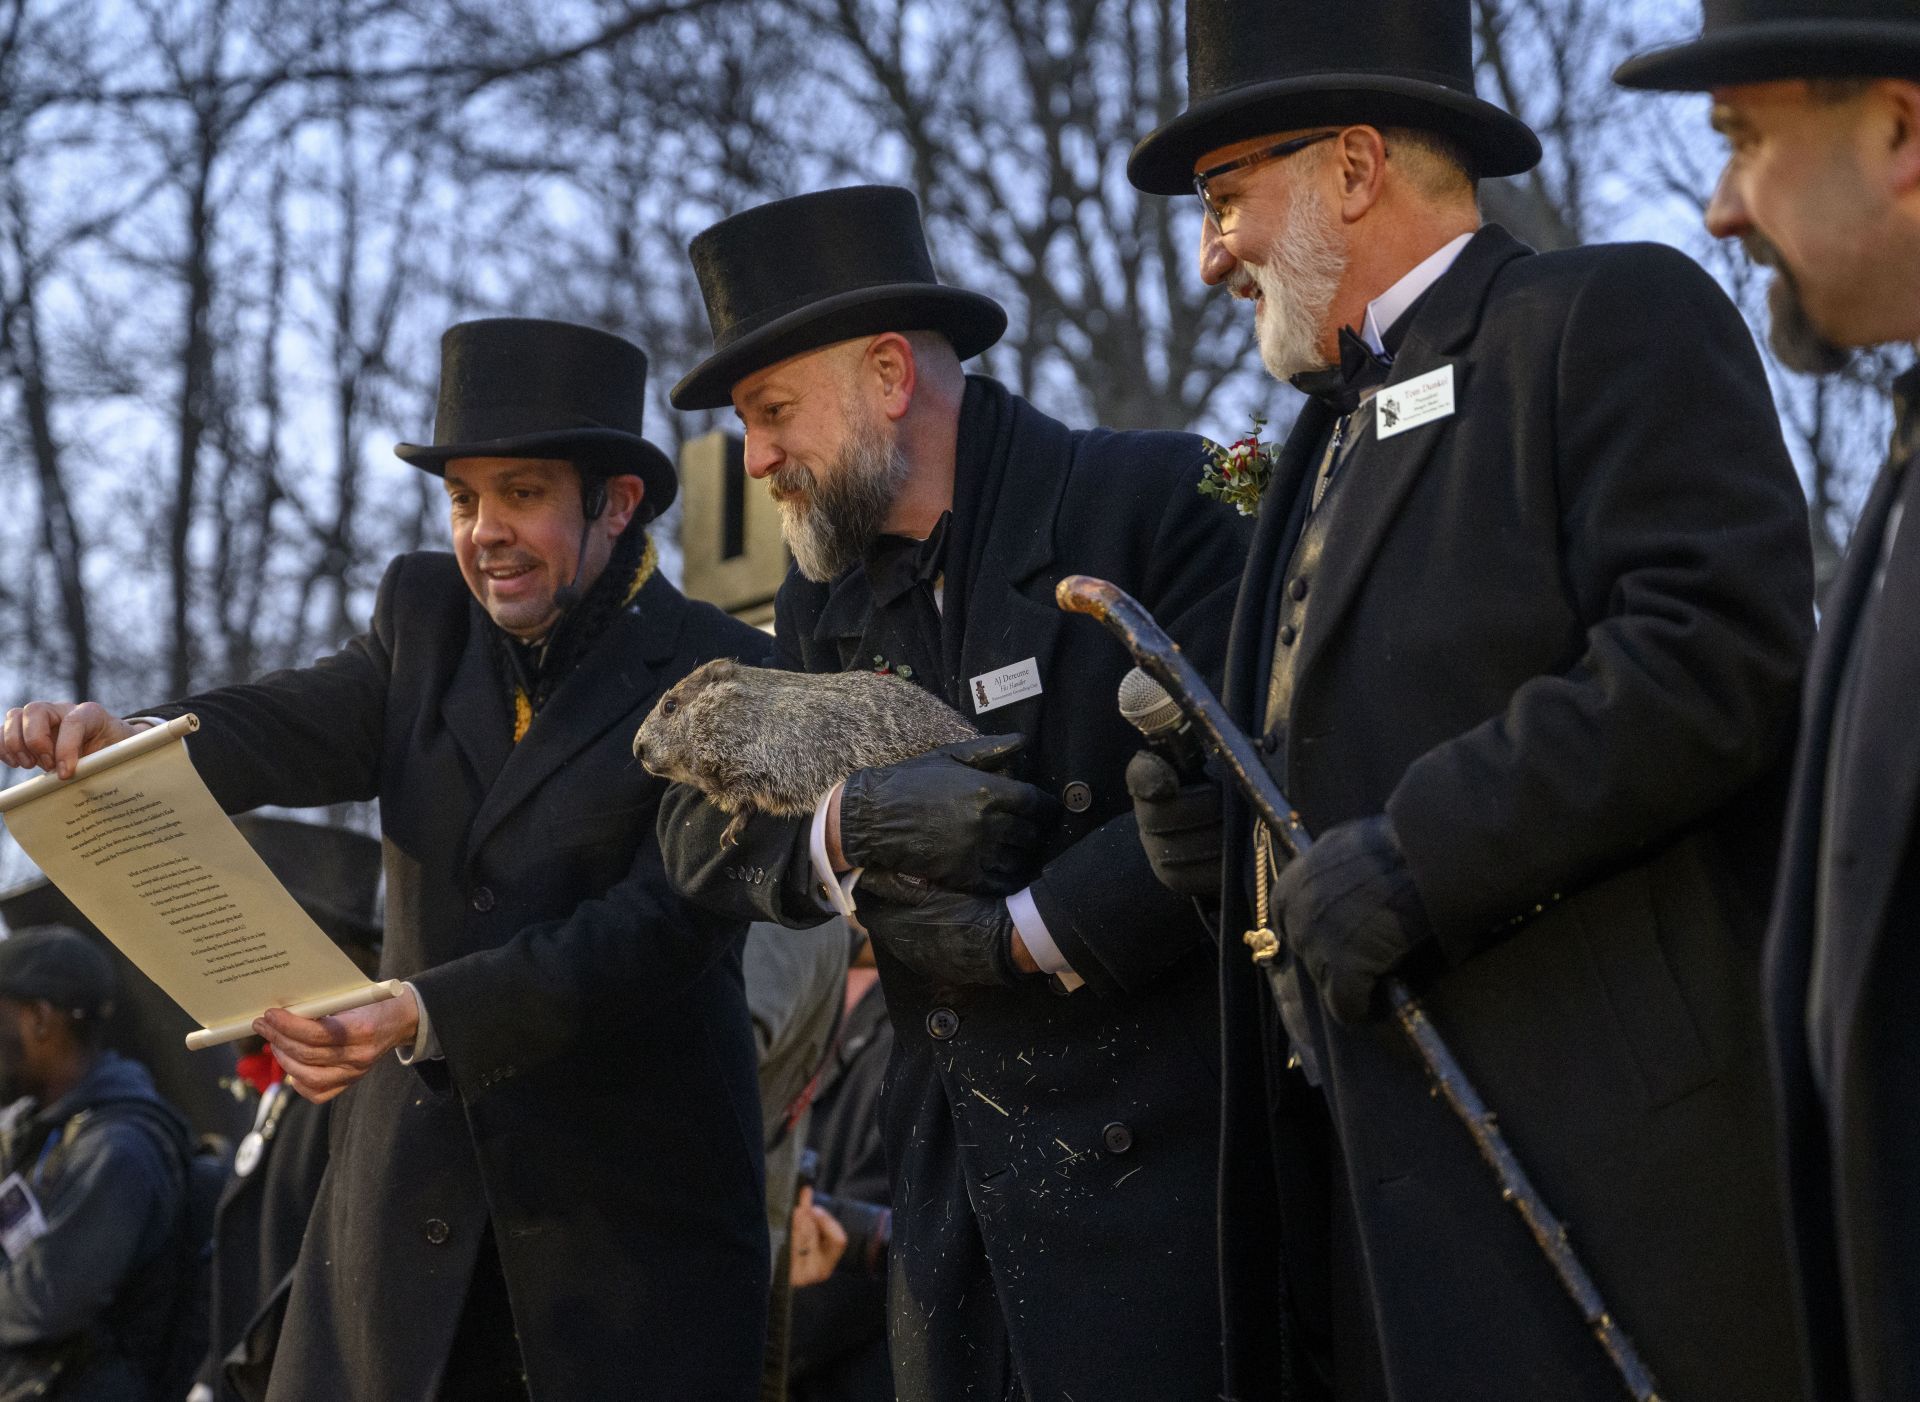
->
[1883,80,1920,199]
[1334,125,1390,224]
[863,333,919,423]
[600,474,646,535]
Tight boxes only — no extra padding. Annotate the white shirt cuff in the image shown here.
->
[394,981,441,1064]
[809,783,863,928]
[1007,887,1083,992]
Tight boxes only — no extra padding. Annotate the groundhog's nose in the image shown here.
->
[631,730,648,765]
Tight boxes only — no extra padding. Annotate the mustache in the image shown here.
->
[1741,232,1784,271]
[474,552,537,571]
[769,462,815,499]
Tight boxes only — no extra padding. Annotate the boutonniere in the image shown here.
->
[872,655,915,681]
[223,1046,284,1101]
[1198,416,1282,517]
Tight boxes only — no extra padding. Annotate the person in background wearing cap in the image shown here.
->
[652,185,1252,1401]
[0,925,193,1402]
[1,319,776,1401]
[1124,1,1814,1398]
[1618,7,1920,1399]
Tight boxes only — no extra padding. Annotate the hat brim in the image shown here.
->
[1614,22,1920,92]
[394,428,678,523]
[1127,73,1543,195]
[670,284,1008,411]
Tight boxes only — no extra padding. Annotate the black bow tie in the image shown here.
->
[1290,326,1395,415]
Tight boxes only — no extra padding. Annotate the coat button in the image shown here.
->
[927,1008,960,1040]
[1278,624,1297,647]
[1062,781,1092,813]
[424,1219,450,1245]
[1102,1122,1134,1154]
[1290,578,1309,601]
[470,885,494,913]
[1260,732,1280,755]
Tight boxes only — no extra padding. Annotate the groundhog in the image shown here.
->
[634,657,978,843]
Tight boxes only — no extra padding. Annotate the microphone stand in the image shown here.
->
[1057,573,1663,1402]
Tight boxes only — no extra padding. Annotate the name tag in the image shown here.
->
[970,658,1043,715]
[1375,364,1455,440]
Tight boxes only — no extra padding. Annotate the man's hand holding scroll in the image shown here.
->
[1,701,145,780]
[254,991,422,1103]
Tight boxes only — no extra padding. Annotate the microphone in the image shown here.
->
[1117,667,1207,782]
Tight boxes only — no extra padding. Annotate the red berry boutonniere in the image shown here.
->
[1198,415,1281,517]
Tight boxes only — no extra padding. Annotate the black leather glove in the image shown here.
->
[1124,750,1224,900]
[855,871,1033,988]
[839,735,1056,895]
[1274,814,1433,1025]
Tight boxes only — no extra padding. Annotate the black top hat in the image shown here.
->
[670,186,1008,412]
[1128,0,1542,195]
[1616,0,1920,91]
[395,318,677,522]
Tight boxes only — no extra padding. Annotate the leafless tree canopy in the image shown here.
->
[0,0,1891,718]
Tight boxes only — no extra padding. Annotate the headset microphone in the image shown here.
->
[551,476,611,613]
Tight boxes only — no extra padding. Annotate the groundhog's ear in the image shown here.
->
[707,658,738,681]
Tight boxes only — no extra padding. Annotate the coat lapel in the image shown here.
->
[466,574,686,858]
[1286,226,1528,697]
[440,611,514,791]
[952,398,1070,733]
[1823,460,1920,1002]
[1225,398,1332,735]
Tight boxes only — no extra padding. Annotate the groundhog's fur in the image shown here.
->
[634,658,977,842]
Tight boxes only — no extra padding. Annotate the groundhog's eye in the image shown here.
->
[661,698,679,717]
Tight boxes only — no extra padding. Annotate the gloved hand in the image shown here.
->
[1124,750,1224,900]
[1274,814,1432,1025]
[854,871,1033,987]
[839,735,1057,895]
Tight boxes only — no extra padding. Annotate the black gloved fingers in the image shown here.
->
[1125,749,1181,803]
[857,870,946,908]
[936,733,1026,772]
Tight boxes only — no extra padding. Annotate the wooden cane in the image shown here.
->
[1056,573,1663,1402]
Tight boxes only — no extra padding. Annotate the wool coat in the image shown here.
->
[1765,369,1920,1402]
[1217,226,1815,1402]
[659,375,1252,1401]
[155,553,775,1401]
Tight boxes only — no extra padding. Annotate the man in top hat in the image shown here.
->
[1618,8,1920,1399]
[2,318,775,1401]
[1124,2,1816,1397]
[652,184,1252,1401]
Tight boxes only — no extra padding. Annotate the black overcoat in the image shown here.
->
[1764,371,1920,1402]
[659,376,1252,1400]
[1218,227,1814,1402]
[157,554,774,1401]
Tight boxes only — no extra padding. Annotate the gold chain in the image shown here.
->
[1243,824,1283,964]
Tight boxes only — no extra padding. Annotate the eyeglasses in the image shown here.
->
[1193,130,1340,233]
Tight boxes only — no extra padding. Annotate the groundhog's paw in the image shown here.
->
[721,811,749,847]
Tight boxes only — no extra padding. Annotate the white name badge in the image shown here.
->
[970,657,1043,715]
[1375,364,1456,440]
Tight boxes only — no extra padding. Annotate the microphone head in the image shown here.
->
[551,582,581,612]
[1116,667,1185,738]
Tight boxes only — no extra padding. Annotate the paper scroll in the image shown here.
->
[0,716,399,1049]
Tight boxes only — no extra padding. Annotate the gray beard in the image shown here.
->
[773,411,911,584]
[1236,179,1349,382]
[1746,233,1853,375]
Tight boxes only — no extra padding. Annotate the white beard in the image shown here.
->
[1234,180,1349,382]
[772,401,911,584]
